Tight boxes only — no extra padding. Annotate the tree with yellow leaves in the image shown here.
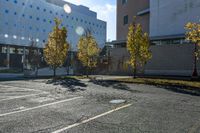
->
[77,30,100,77]
[127,19,152,78]
[44,18,69,77]
[185,22,200,77]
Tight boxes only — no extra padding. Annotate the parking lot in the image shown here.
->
[0,78,200,133]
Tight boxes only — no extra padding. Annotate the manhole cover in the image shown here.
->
[109,99,126,104]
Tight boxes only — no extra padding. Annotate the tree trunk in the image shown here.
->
[133,59,137,79]
[86,67,89,78]
[53,68,56,78]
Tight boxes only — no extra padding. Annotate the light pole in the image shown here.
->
[192,43,198,78]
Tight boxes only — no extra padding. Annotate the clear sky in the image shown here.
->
[64,0,116,41]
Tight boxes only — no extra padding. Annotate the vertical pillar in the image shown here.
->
[6,45,10,69]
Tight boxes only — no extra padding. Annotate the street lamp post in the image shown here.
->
[192,43,198,78]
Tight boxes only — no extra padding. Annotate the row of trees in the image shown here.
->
[44,18,99,77]
[42,17,199,78]
[43,17,152,78]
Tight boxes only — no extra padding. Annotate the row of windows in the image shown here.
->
[3,34,46,43]
[4,0,105,28]
[3,22,105,35]
[4,9,105,28]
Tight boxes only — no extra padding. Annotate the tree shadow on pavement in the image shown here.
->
[89,79,140,93]
[46,77,87,92]
[157,84,200,96]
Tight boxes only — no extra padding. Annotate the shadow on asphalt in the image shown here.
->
[46,77,87,92]
[89,79,141,93]
[157,85,200,96]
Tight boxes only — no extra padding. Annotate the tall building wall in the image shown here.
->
[0,0,106,49]
[116,0,149,41]
[150,0,200,38]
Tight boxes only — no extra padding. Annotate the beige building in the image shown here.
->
[106,0,200,76]
[116,0,149,41]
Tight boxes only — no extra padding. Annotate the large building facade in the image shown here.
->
[0,0,106,68]
[116,0,149,41]
[108,0,200,76]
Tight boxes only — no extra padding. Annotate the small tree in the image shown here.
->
[44,18,69,77]
[28,39,40,76]
[185,22,200,77]
[77,30,100,77]
[127,19,152,78]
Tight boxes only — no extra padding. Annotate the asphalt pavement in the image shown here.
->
[0,78,199,133]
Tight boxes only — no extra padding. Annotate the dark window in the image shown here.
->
[22,14,25,17]
[43,29,46,32]
[29,16,32,19]
[14,0,17,4]
[43,19,46,22]
[56,12,58,15]
[36,17,40,21]
[49,10,52,14]
[49,20,52,24]
[22,2,25,6]
[123,15,128,25]
[43,40,45,43]
[14,12,17,15]
[37,7,40,10]
[43,9,46,12]
[30,5,33,8]
[122,0,127,5]
[5,9,9,13]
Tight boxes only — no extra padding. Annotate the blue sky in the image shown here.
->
[64,0,116,41]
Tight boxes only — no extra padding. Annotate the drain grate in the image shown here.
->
[109,99,126,104]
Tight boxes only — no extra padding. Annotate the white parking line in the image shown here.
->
[0,84,47,93]
[0,93,47,102]
[52,103,132,133]
[0,96,82,117]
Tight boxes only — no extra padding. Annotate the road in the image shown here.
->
[0,78,199,133]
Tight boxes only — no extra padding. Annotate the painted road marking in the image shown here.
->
[0,84,47,93]
[0,96,82,117]
[52,103,132,133]
[0,93,47,102]
[188,120,200,133]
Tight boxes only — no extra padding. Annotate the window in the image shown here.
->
[14,12,17,15]
[22,14,25,17]
[123,15,128,25]
[122,0,127,5]
[49,10,52,14]
[37,7,40,10]
[36,17,40,21]
[30,5,33,8]
[29,16,32,19]
[22,2,25,6]
[43,9,46,12]
[5,9,9,13]
[14,0,17,4]
[43,19,46,22]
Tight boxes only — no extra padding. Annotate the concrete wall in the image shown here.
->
[108,44,200,76]
[150,0,200,38]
